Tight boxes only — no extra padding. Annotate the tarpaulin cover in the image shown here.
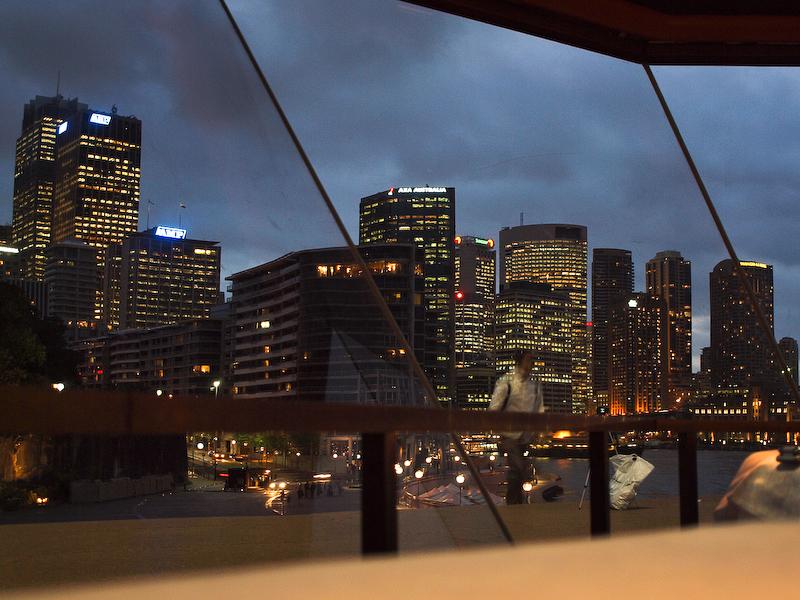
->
[609,454,654,510]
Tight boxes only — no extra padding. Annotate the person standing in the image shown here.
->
[489,350,544,504]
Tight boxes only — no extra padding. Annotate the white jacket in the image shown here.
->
[489,371,544,440]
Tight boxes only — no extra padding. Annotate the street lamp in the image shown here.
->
[455,473,465,506]
[278,481,287,516]
[425,456,432,465]
[489,454,496,472]
[52,383,65,392]
[156,389,163,397]
[414,469,424,508]
[212,379,221,398]
[394,463,403,475]
[523,481,534,504]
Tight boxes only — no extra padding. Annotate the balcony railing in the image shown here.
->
[2,384,799,554]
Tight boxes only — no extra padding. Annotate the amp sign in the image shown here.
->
[155,225,187,239]
[89,113,112,125]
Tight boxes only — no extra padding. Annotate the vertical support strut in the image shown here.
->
[589,430,610,536]
[678,431,699,527]
[361,432,398,554]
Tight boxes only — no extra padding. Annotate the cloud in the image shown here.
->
[1,0,798,365]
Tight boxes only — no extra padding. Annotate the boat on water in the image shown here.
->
[532,431,646,459]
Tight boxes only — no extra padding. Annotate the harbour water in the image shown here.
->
[534,449,752,498]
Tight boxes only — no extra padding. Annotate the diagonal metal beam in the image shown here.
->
[643,63,800,409]
[217,0,514,544]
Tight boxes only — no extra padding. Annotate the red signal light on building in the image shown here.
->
[454,236,462,245]
[455,290,465,301]
[487,239,494,249]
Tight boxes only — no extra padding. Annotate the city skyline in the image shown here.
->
[2,1,800,370]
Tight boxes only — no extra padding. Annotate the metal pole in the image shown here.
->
[643,64,800,407]
[678,432,699,527]
[217,0,513,545]
[588,431,610,536]
[361,432,398,554]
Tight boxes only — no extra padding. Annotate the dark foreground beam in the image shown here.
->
[361,432,398,554]
[678,432,699,527]
[589,430,610,536]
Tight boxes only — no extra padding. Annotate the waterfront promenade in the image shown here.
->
[2,487,722,590]
[6,517,795,599]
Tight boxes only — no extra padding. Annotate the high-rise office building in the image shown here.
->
[779,337,798,386]
[454,235,495,367]
[51,105,141,261]
[710,260,776,396]
[0,225,20,279]
[11,95,87,279]
[454,235,496,408]
[44,239,100,341]
[608,293,665,415]
[692,346,713,400]
[500,224,588,413]
[646,251,692,407]
[228,244,425,403]
[359,187,455,404]
[495,281,573,414]
[103,227,221,331]
[591,248,633,410]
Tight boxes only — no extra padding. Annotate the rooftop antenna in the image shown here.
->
[520,212,524,226]
[111,104,118,115]
[178,201,186,228]
[145,199,155,230]
[55,70,61,98]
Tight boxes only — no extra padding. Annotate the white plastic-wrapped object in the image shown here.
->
[609,454,654,510]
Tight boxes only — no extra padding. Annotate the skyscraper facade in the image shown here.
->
[454,235,495,367]
[495,281,573,414]
[646,250,692,407]
[454,235,496,408]
[608,293,665,415]
[103,227,221,331]
[779,337,798,386]
[360,187,455,404]
[228,244,425,403]
[51,106,141,262]
[11,95,87,279]
[710,260,776,396]
[499,224,588,413]
[591,248,633,410]
[44,239,100,341]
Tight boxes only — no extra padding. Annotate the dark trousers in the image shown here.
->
[501,438,529,505]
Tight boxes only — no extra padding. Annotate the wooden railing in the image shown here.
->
[3,385,799,553]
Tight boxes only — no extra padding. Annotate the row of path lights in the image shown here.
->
[414,469,424,508]
[268,481,288,515]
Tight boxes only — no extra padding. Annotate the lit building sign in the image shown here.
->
[740,261,769,269]
[155,225,187,239]
[474,237,495,248]
[89,113,112,125]
[396,187,447,194]
[57,121,68,135]
[0,245,20,254]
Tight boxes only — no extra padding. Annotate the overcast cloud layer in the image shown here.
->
[2,0,799,370]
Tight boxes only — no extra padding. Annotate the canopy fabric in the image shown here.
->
[715,450,800,521]
[404,1,800,66]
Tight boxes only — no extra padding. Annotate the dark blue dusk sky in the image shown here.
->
[2,0,800,369]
